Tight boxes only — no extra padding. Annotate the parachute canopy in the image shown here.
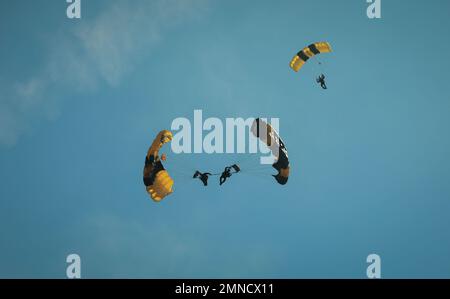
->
[143,130,174,202]
[290,42,332,72]
[251,118,290,185]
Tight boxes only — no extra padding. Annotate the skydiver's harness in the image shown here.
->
[316,74,327,89]
[218,164,240,185]
[222,167,232,178]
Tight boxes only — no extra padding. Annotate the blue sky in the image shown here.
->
[1,0,450,278]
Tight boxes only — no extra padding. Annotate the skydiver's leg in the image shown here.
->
[200,175,208,186]
[220,175,226,185]
[193,171,201,178]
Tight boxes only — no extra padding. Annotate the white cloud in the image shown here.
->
[82,212,204,277]
[15,78,45,99]
[80,211,274,278]
[0,0,208,147]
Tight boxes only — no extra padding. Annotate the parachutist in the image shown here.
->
[219,167,232,185]
[316,74,327,89]
[219,164,240,185]
[193,171,211,186]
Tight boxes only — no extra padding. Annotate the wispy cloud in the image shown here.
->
[80,212,207,278]
[0,0,208,147]
[80,211,274,278]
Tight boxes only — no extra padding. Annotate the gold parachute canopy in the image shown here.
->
[143,130,174,202]
[290,42,332,72]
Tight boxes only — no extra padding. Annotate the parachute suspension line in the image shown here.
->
[171,175,194,184]
[240,169,272,176]
[315,55,328,76]
[240,163,271,172]
[240,171,273,181]
[310,56,324,78]
[166,153,199,173]
[169,169,199,183]
[208,173,222,176]
[316,56,322,65]
[169,168,194,177]
[241,164,271,171]
[234,152,259,166]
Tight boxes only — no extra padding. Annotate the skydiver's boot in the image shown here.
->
[231,164,241,173]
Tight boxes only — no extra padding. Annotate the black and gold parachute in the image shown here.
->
[290,42,332,72]
[251,118,290,185]
[143,130,174,202]
[143,122,289,202]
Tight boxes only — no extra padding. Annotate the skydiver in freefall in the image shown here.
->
[193,171,212,186]
[219,164,240,185]
[316,73,327,89]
